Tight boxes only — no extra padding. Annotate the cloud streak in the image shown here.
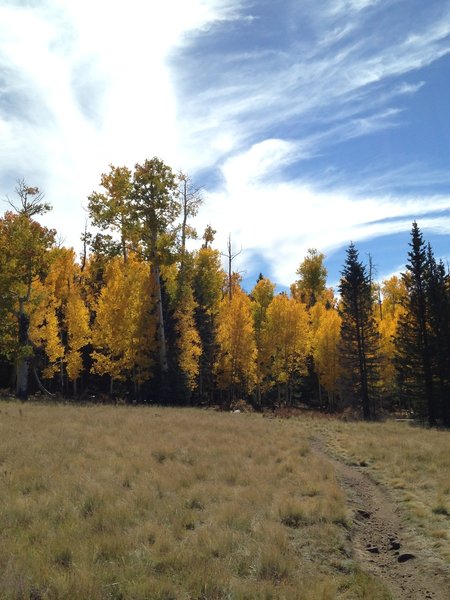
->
[1,0,449,287]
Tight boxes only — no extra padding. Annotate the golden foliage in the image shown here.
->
[29,248,90,382]
[175,286,202,391]
[263,294,310,393]
[313,308,342,398]
[215,287,257,395]
[91,254,156,386]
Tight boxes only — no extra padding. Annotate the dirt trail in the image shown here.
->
[311,440,450,599]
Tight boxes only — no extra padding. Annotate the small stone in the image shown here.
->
[389,540,401,550]
[398,553,416,563]
[366,545,380,554]
[357,509,372,519]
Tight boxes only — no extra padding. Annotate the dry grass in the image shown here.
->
[313,417,450,562]
[0,401,392,599]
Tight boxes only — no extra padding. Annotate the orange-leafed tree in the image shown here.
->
[291,248,327,307]
[174,282,202,395]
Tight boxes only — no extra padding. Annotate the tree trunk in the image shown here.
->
[153,262,168,374]
[16,306,30,400]
[16,358,29,400]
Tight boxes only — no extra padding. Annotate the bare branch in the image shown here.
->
[6,178,51,216]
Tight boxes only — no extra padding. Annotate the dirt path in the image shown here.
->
[311,440,450,599]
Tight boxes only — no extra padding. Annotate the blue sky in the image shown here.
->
[1,0,450,290]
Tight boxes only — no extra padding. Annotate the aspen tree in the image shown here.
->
[251,275,275,407]
[91,254,156,393]
[0,181,55,398]
[313,308,341,411]
[192,245,224,403]
[88,165,133,262]
[215,287,256,402]
[291,249,327,307]
[263,294,310,405]
[132,158,180,381]
[30,248,90,394]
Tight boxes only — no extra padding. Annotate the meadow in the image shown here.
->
[0,402,449,599]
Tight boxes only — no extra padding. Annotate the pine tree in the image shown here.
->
[338,243,379,420]
[425,248,450,426]
[395,223,438,424]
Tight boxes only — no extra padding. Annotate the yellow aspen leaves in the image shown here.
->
[29,248,90,384]
[215,287,257,398]
[175,286,202,391]
[263,294,310,403]
[312,308,342,406]
[91,254,156,388]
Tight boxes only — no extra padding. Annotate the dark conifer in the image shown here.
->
[425,246,450,425]
[395,223,437,424]
[338,243,379,420]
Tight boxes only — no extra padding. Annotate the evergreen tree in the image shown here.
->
[425,248,450,426]
[338,243,379,420]
[395,223,437,424]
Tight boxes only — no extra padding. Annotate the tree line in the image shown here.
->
[0,159,449,426]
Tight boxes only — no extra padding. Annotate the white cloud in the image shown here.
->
[197,139,450,285]
[0,0,244,250]
[1,0,450,283]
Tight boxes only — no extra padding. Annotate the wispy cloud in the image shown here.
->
[0,0,242,243]
[1,0,449,286]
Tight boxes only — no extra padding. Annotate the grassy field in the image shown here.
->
[0,403,448,599]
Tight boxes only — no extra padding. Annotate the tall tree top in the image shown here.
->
[293,248,327,306]
[7,178,51,217]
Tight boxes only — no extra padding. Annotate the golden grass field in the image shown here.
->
[0,401,449,599]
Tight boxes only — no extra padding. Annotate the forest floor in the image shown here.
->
[312,437,450,599]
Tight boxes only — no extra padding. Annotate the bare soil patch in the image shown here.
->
[312,439,450,599]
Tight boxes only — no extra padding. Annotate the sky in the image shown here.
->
[1,0,450,290]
